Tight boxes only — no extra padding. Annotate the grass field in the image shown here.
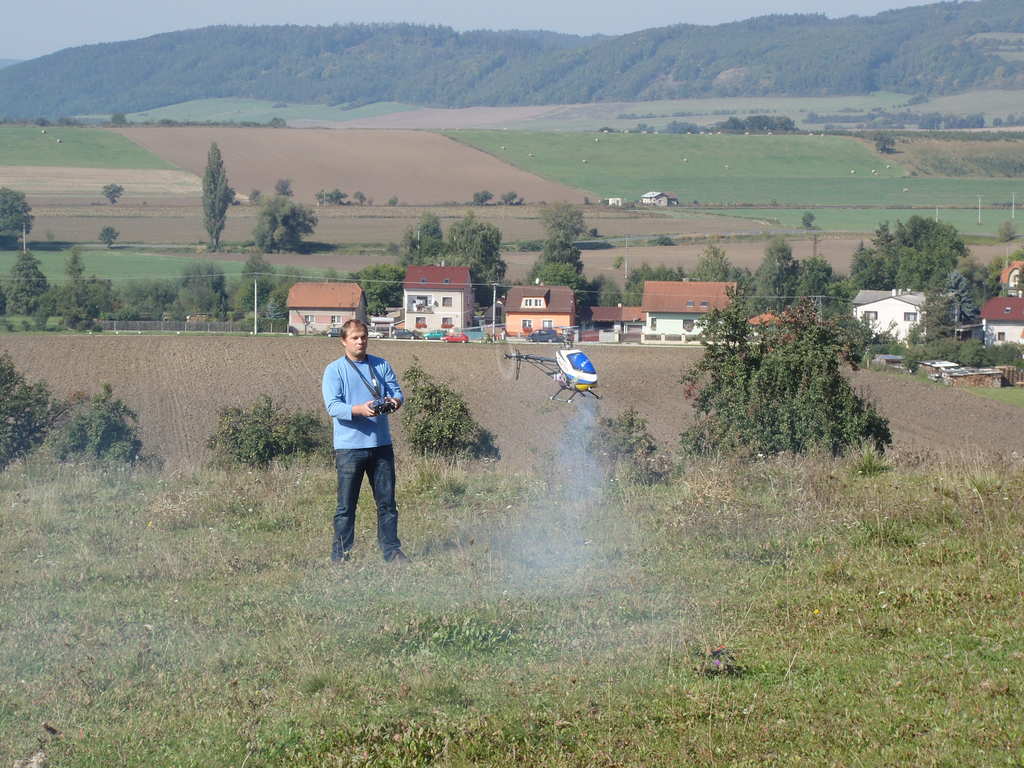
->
[0,126,175,169]
[121,99,418,125]
[1,450,1021,766]
[446,130,1024,208]
[0,247,247,282]
[700,207,1020,236]
[966,385,1024,408]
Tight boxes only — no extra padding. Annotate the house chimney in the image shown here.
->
[891,288,898,296]
[617,302,622,307]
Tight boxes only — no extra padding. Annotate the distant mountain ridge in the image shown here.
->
[2,0,1024,117]
[0,59,20,69]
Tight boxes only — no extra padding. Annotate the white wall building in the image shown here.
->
[853,290,926,341]
[402,265,474,333]
[980,297,1024,345]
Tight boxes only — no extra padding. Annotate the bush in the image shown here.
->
[681,300,891,457]
[51,383,143,463]
[0,352,56,471]
[207,395,330,468]
[591,407,672,484]
[400,359,498,459]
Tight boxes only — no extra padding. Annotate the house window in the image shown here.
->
[997,332,1006,341]
[650,317,657,331]
[543,319,553,329]
[700,301,709,308]
[419,277,427,283]
[443,278,450,284]
[904,312,917,322]
[330,315,341,324]
[862,311,878,321]
[441,317,453,328]
[442,296,452,307]
[1004,307,1012,314]
[683,319,695,332]
[415,316,427,329]
[522,319,533,330]
[686,300,694,307]
[522,297,544,308]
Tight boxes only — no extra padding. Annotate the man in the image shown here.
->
[322,319,409,563]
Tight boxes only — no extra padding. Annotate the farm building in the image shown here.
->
[606,197,624,207]
[1000,260,1024,298]
[402,265,474,333]
[853,289,926,341]
[639,191,679,207]
[287,282,367,335]
[641,281,735,344]
[504,285,576,338]
[981,296,1024,345]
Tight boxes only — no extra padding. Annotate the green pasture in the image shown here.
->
[0,126,175,169]
[699,207,1021,236]
[967,385,1024,408]
[448,130,1024,207]
[123,99,418,125]
[0,247,245,282]
[912,89,1024,119]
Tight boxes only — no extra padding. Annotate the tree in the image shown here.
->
[387,196,399,206]
[357,264,405,314]
[681,299,891,457]
[691,244,747,285]
[874,132,896,153]
[400,212,445,266]
[0,187,33,241]
[753,237,799,310]
[176,263,228,317]
[207,395,329,468]
[998,220,1016,243]
[7,250,49,315]
[56,247,113,329]
[102,183,124,205]
[274,178,293,197]
[500,191,521,205]
[99,226,119,248]
[849,242,895,290]
[794,255,835,299]
[472,190,493,206]
[110,112,128,125]
[52,384,143,463]
[532,202,586,282]
[238,252,276,309]
[445,212,506,303]
[249,189,262,205]
[352,191,367,206]
[801,211,816,229]
[202,142,234,251]
[252,196,318,252]
[0,353,56,471]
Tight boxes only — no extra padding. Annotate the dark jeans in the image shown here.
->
[333,445,401,560]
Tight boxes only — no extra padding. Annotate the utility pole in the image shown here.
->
[978,195,983,226]
[253,280,258,335]
[624,236,629,281]
[1013,192,1016,221]
[22,221,27,253]
[491,283,497,339]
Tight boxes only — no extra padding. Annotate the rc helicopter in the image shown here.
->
[503,339,599,403]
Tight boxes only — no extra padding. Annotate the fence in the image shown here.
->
[97,320,254,333]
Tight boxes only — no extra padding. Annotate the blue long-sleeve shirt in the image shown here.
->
[322,354,404,449]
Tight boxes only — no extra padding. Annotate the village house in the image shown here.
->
[504,285,576,338]
[981,296,1024,345]
[286,282,366,335]
[640,280,735,343]
[1000,260,1024,297]
[639,191,679,207]
[852,289,926,341]
[402,265,474,333]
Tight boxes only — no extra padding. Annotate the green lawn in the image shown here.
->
[1,453,1021,766]
[0,126,175,168]
[700,206,1018,236]
[447,130,1024,208]
[120,99,418,124]
[967,385,1024,408]
[0,247,245,281]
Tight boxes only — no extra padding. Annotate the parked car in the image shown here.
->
[327,327,342,338]
[526,328,561,343]
[442,331,470,343]
[422,329,448,341]
[392,329,421,340]
[367,329,384,339]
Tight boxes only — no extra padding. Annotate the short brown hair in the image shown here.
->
[339,319,369,339]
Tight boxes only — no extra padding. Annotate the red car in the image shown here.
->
[442,331,470,343]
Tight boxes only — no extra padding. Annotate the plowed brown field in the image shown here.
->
[113,127,591,205]
[2,336,1021,472]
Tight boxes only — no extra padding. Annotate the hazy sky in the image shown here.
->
[10,0,942,61]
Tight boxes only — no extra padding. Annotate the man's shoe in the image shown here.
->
[385,550,410,564]
[330,551,351,564]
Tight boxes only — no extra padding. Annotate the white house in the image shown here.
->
[853,289,926,341]
[980,297,1024,345]
[639,191,679,207]
[402,265,474,333]
[641,281,735,343]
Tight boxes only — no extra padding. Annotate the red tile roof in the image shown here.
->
[981,296,1024,321]
[505,285,575,315]
[641,281,735,313]
[999,260,1024,286]
[590,305,643,322]
[748,312,779,325]
[404,265,472,291]
[287,282,364,309]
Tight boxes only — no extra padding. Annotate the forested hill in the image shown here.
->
[0,60,20,69]
[4,0,1024,117]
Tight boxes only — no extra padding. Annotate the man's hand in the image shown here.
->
[352,400,377,418]
[387,397,402,412]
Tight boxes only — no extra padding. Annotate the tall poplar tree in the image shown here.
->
[202,143,234,251]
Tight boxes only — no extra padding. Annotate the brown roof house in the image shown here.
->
[287,282,367,335]
[504,285,576,338]
[1000,260,1024,298]
[641,280,735,343]
[403,265,474,332]
[981,296,1024,345]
